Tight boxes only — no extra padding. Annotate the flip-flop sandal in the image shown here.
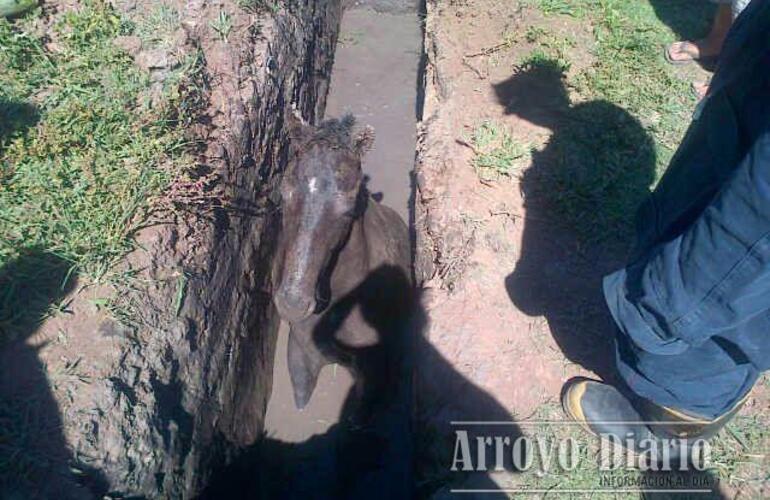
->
[664,41,718,66]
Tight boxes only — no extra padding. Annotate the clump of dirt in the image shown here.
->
[0,0,342,497]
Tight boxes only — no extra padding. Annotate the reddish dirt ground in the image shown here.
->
[417,0,610,421]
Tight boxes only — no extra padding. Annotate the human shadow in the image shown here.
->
[203,265,524,499]
[648,0,717,43]
[497,62,656,380]
[0,249,108,498]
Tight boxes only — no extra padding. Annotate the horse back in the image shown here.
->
[361,198,412,282]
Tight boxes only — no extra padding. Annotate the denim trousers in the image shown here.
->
[604,0,770,418]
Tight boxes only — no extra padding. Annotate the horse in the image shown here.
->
[273,112,412,410]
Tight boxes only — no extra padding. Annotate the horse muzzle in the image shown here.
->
[274,288,317,322]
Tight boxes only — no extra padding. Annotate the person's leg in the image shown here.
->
[612,325,758,420]
[666,3,733,64]
[565,9,770,444]
[682,0,754,96]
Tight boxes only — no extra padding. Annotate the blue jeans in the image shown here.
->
[604,0,770,419]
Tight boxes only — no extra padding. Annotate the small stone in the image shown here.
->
[135,48,179,71]
[109,0,137,12]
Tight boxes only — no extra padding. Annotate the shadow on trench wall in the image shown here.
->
[202,265,525,498]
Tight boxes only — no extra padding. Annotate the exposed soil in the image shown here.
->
[414,0,770,494]
[416,0,604,432]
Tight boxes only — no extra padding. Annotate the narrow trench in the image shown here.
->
[203,1,424,497]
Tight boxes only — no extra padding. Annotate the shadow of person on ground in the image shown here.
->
[0,249,108,498]
[203,265,524,499]
[496,61,656,381]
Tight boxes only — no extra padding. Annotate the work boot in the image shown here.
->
[561,378,749,464]
[636,389,749,440]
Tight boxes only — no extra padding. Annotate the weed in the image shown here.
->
[536,0,586,18]
[520,48,570,73]
[133,4,180,48]
[210,10,233,42]
[524,25,548,43]
[521,26,575,73]
[470,121,529,181]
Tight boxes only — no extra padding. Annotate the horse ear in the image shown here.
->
[353,126,375,155]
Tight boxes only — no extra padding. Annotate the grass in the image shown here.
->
[506,403,769,498]
[536,0,587,18]
[0,1,202,339]
[521,26,575,73]
[470,121,530,181]
[514,0,712,242]
[710,413,770,493]
[210,9,233,42]
[536,0,707,165]
[132,4,180,48]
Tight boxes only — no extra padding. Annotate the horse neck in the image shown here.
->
[329,198,372,297]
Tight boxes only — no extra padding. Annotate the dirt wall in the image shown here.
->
[58,1,342,497]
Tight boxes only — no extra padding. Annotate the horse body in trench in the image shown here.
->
[273,114,412,410]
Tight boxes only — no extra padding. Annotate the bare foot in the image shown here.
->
[692,80,710,100]
[666,4,733,65]
[666,40,720,64]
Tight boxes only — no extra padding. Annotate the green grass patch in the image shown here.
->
[535,0,589,18]
[521,26,576,73]
[520,48,571,74]
[470,121,530,181]
[210,9,233,42]
[0,1,202,338]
